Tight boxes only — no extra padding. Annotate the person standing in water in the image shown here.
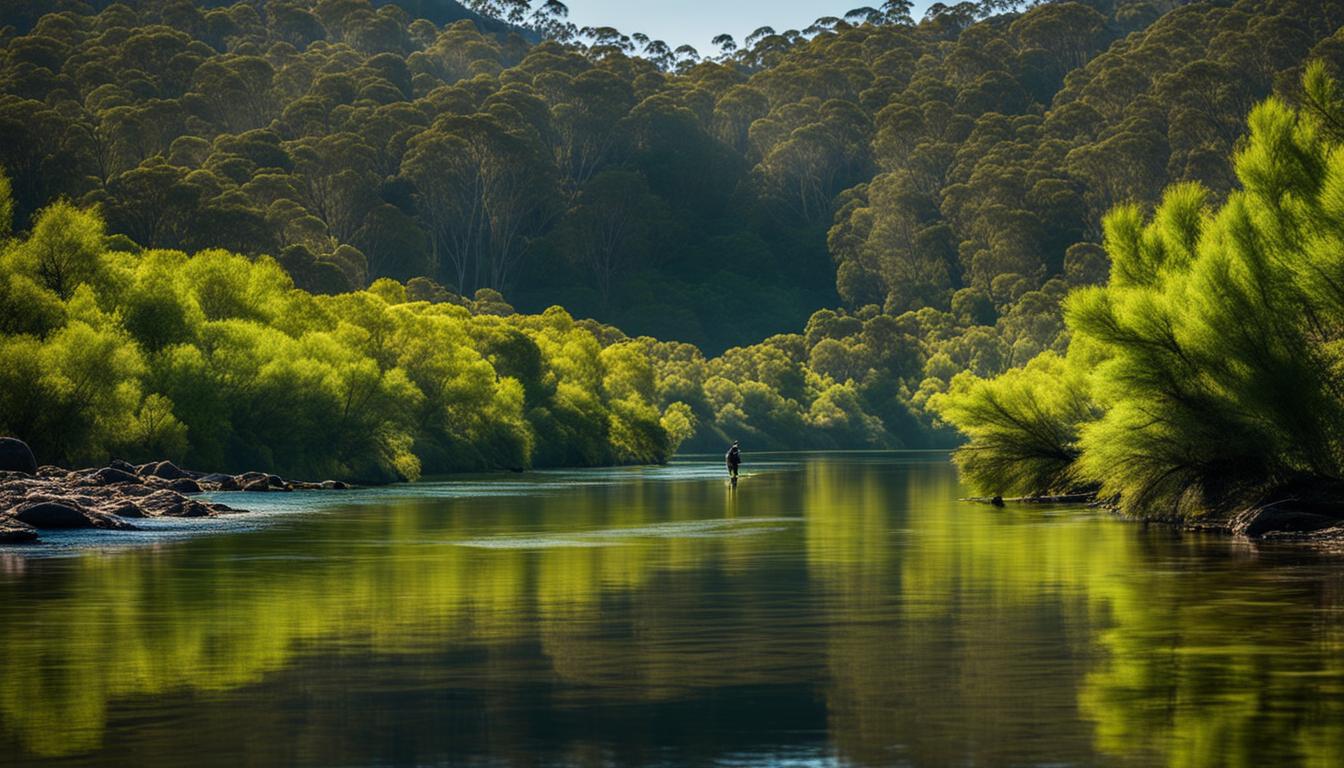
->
[726,440,741,481]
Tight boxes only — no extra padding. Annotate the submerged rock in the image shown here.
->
[0,438,37,476]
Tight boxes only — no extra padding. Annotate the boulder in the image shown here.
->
[180,500,212,517]
[166,478,201,494]
[1232,506,1340,538]
[100,501,146,519]
[138,490,213,518]
[90,467,142,485]
[198,473,240,491]
[140,460,187,480]
[11,501,87,528]
[138,490,184,517]
[0,438,37,476]
[108,459,138,474]
[320,480,348,490]
[0,518,38,544]
[11,501,135,530]
[241,478,271,492]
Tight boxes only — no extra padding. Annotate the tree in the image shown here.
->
[0,167,12,240]
[554,169,667,307]
[21,200,105,300]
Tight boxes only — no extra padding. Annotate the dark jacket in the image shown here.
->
[726,446,741,467]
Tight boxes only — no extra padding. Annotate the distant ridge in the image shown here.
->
[1,0,538,39]
[370,0,540,40]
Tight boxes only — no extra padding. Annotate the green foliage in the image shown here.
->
[936,71,1344,519]
[0,204,688,477]
[0,167,12,241]
[17,200,104,300]
[4,0,1343,464]
[932,352,1097,496]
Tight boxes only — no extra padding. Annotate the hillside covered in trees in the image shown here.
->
[3,0,1344,476]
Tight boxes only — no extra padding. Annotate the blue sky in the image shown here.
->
[560,0,938,58]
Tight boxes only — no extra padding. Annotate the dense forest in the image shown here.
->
[3,0,1344,479]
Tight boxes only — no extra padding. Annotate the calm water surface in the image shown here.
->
[2,453,1344,767]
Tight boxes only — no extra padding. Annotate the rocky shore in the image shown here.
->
[0,437,348,545]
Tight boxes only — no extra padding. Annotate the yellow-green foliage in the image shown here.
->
[935,68,1344,518]
[0,205,689,479]
[931,351,1098,497]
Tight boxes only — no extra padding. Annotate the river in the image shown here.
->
[1,452,1342,767]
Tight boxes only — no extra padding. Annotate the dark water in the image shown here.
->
[2,453,1344,767]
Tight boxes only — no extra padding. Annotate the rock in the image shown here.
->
[1232,506,1339,538]
[0,517,38,544]
[175,499,211,517]
[11,501,135,530]
[139,460,187,480]
[138,490,213,518]
[0,438,37,476]
[205,474,240,491]
[108,459,138,474]
[101,501,146,519]
[166,478,201,494]
[320,480,348,490]
[90,467,142,485]
[0,458,345,541]
[11,501,87,528]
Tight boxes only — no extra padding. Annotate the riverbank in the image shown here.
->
[0,438,348,545]
[968,492,1344,544]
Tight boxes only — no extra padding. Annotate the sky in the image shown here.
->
[558,0,938,58]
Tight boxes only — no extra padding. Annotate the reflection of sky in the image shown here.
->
[559,0,940,58]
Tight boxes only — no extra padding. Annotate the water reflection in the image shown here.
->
[1,454,1343,766]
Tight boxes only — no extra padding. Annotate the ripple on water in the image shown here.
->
[452,517,798,549]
